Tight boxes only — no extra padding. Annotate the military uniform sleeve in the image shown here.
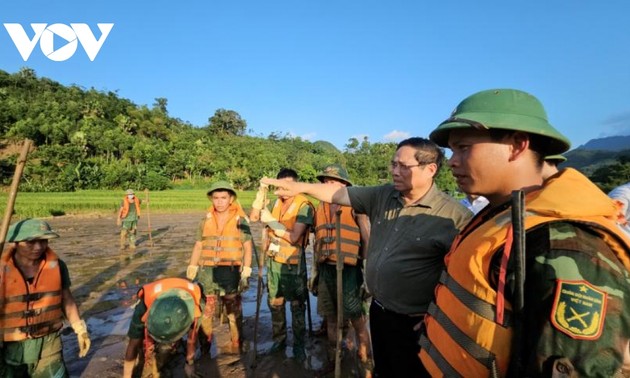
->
[518,222,630,377]
[127,300,148,339]
[238,216,253,243]
[58,259,71,289]
[296,201,314,226]
[195,218,205,242]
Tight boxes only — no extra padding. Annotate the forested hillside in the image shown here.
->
[0,68,458,193]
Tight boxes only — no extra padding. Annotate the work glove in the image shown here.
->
[260,209,287,238]
[186,265,199,280]
[251,183,269,210]
[239,266,252,291]
[71,319,91,358]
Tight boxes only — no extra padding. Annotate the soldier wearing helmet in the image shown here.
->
[250,168,315,362]
[117,189,142,250]
[310,164,373,376]
[0,219,91,377]
[262,140,471,376]
[419,89,630,376]
[123,277,204,378]
[186,180,253,355]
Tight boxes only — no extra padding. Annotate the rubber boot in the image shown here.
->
[290,300,306,361]
[223,295,244,354]
[268,300,287,353]
[199,295,217,356]
[129,229,137,250]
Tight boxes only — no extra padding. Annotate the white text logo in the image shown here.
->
[4,23,114,61]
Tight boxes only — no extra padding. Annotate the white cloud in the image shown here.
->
[383,130,410,142]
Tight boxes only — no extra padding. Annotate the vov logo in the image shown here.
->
[4,23,114,61]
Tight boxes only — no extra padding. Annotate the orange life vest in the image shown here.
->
[268,194,313,265]
[314,203,361,265]
[138,278,203,323]
[0,248,64,342]
[419,169,630,377]
[119,196,141,218]
[199,203,246,266]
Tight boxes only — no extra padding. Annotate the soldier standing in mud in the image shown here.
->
[123,277,204,378]
[186,181,253,355]
[250,168,314,362]
[309,164,373,377]
[117,189,141,250]
[0,219,91,377]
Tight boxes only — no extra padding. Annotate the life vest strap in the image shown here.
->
[0,290,62,305]
[439,271,512,327]
[419,333,462,378]
[0,303,63,320]
[427,302,498,370]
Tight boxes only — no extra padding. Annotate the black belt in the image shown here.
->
[372,299,425,318]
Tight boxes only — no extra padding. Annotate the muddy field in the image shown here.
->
[44,212,364,378]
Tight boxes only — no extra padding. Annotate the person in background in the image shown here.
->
[420,88,630,377]
[0,219,91,377]
[609,181,630,226]
[250,168,314,362]
[186,181,253,355]
[123,277,204,378]
[541,154,567,180]
[310,164,373,377]
[117,189,141,250]
[262,138,472,377]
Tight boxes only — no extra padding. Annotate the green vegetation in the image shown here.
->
[0,189,259,218]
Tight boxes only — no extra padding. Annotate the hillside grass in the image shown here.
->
[0,189,258,219]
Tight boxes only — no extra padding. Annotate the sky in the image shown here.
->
[1,1,630,151]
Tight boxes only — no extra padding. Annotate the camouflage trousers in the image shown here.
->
[120,220,137,249]
[267,261,307,350]
[0,332,68,378]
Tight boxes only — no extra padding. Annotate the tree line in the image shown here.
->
[0,68,458,193]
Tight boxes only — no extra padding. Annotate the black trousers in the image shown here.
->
[370,299,430,378]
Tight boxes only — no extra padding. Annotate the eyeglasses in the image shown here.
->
[390,161,422,172]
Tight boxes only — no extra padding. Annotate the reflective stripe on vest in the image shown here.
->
[0,248,64,341]
[200,210,244,266]
[139,278,203,323]
[314,203,360,266]
[268,194,313,265]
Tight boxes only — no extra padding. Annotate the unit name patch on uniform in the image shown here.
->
[550,280,607,340]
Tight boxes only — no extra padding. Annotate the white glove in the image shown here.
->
[241,266,252,279]
[261,209,287,237]
[186,265,199,280]
[251,183,269,210]
[71,319,91,358]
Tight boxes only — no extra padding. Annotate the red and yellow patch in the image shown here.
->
[550,280,607,340]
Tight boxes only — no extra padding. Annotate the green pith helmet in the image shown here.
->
[316,164,353,186]
[206,180,236,197]
[430,89,571,155]
[545,154,567,164]
[126,189,135,195]
[147,290,194,343]
[7,219,59,242]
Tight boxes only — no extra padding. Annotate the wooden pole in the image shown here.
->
[0,139,32,255]
[334,209,343,378]
[144,188,154,247]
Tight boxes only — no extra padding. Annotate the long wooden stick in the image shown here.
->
[251,187,267,367]
[334,209,343,378]
[0,139,32,254]
[144,188,154,247]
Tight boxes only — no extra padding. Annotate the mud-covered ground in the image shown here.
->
[45,213,363,378]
